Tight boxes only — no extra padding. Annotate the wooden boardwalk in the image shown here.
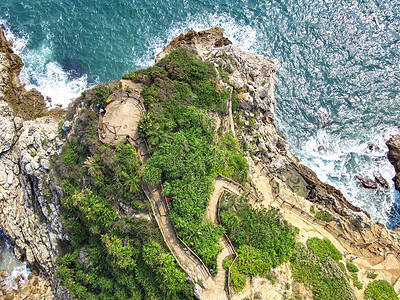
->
[100,91,400,299]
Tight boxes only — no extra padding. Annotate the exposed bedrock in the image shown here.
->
[386,134,400,192]
[0,26,69,298]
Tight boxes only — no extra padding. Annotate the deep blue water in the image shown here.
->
[1,0,399,227]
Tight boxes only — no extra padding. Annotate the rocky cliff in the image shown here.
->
[0,27,69,298]
[387,135,400,192]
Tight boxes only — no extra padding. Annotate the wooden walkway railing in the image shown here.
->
[141,183,196,283]
[217,175,400,261]
[104,94,400,297]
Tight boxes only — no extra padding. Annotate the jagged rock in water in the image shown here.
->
[355,175,378,189]
[386,135,400,192]
[373,171,389,189]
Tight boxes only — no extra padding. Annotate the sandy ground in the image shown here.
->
[99,91,144,145]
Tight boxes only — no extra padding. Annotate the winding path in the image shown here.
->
[101,91,400,299]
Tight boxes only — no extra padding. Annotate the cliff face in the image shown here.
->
[386,135,400,192]
[0,27,69,297]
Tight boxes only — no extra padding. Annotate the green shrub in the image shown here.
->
[310,205,315,214]
[220,194,297,290]
[137,48,229,111]
[122,71,136,80]
[265,274,276,285]
[364,280,398,300]
[315,210,334,222]
[346,261,359,273]
[230,263,246,291]
[306,238,342,262]
[232,92,240,112]
[93,85,113,105]
[367,272,378,280]
[137,49,249,270]
[124,85,133,93]
[351,273,363,290]
[290,243,355,300]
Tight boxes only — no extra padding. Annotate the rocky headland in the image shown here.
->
[0,26,399,299]
[0,27,68,298]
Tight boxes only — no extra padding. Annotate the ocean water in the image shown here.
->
[0,0,399,227]
[0,233,30,291]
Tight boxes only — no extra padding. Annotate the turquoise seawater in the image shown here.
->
[1,0,399,227]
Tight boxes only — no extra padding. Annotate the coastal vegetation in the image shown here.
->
[129,48,248,269]
[290,238,355,300]
[364,280,398,300]
[54,48,249,297]
[220,194,297,290]
[53,85,192,299]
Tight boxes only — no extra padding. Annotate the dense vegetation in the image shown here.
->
[290,237,355,300]
[127,48,248,270]
[364,280,398,300]
[53,86,192,299]
[220,194,297,290]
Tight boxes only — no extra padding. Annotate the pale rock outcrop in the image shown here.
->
[0,102,66,276]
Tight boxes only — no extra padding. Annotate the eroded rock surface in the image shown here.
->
[387,135,400,192]
[0,102,68,293]
[0,27,69,298]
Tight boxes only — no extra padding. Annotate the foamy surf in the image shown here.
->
[296,126,400,227]
[0,235,30,291]
[134,12,258,69]
[1,19,88,107]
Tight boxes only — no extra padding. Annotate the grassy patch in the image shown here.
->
[290,239,355,300]
[306,237,342,262]
[346,261,359,273]
[315,210,334,222]
[93,85,113,106]
[220,194,297,290]
[130,48,229,112]
[367,272,378,280]
[364,280,398,300]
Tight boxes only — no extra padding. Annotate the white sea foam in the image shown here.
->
[297,126,400,226]
[136,13,258,68]
[0,239,30,291]
[0,19,88,107]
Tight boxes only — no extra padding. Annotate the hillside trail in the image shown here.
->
[99,92,219,297]
[100,91,400,299]
[250,162,400,297]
